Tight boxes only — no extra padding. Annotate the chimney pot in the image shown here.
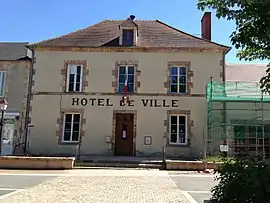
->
[201,12,211,41]
[130,15,135,20]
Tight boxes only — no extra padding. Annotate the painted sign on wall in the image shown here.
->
[71,97,180,108]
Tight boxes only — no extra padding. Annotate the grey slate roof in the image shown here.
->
[32,20,230,51]
[0,42,30,60]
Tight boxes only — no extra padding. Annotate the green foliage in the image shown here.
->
[211,159,270,203]
[197,0,270,92]
[201,156,235,163]
[260,64,270,93]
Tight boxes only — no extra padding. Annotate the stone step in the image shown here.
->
[81,159,163,164]
[75,162,164,169]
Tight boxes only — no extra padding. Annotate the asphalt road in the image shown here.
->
[169,172,218,203]
[0,173,58,201]
[0,175,56,189]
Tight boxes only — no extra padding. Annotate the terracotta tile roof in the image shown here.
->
[120,19,138,28]
[226,63,268,82]
[32,20,230,50]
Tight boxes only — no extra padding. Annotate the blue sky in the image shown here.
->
[0,0,267,64]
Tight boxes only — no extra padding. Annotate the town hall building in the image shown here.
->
[27,13,231,158]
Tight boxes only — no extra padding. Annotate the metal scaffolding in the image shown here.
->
[206,77,270,159]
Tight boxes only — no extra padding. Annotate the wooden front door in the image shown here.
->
[115,113,134,156]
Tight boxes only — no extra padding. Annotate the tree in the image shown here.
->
[197,0,270,92]
[211,159,270,203]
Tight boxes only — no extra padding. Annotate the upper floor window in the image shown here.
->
[170,66,187,94]
[169,114,187,145]
[66,64,83,92]
[62,113,81,142]
[118,66,135,93]
[122,29,134,46]
[0,71,6,97]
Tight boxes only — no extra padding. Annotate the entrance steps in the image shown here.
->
[75,156,164,169]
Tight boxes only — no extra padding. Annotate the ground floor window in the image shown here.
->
[62,113,81,142]
[169,114,187,145]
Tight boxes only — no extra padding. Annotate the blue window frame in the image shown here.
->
[170,66,187,94]
[0,71,6,97]
[118,66,135,93]
[122,29,134,46]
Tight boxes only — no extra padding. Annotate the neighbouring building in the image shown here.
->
[207,63,270,158]
[27,13,231,158]
[226,63,268,82]
[0,42,31,155]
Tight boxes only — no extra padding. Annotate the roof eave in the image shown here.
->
[30,44,230,53]
[224,46,232,55]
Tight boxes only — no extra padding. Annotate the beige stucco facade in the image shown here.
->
[0,61,30,154]
[29,50,224,158]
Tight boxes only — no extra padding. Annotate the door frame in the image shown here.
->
[112,110,137,156]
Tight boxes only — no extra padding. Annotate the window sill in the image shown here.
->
[168,143,190,148]
[64,91,84,94]
[58,141,80,145]
[120,45,135,47]
[168,92,188,95]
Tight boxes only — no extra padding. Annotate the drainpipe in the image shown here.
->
[23,46,35,154]
[162,143,166,169]
[222,51,226,83]
[221,51,227,157]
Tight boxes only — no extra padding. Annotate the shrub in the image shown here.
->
[211,158,270,203]
[201,156,235,163]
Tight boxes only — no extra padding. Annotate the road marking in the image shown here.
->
[185,190,211,194]
[169,174,215,178]
[181,191,198,203]
[0,173,60,177]
[0,189,24,200]
[0,174,169,177]
[170,179,198,203]
[0,188,23,191]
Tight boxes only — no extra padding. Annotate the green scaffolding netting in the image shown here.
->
[206,80,270,102]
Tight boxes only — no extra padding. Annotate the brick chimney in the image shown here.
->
[201,12,211,41]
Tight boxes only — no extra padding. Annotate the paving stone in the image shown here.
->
[0,169,189,203]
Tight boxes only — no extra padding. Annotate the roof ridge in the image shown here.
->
[155,20,231,52]
[104,20,155,22]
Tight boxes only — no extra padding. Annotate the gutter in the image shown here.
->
[30,44,232,53]
[23,45,35,154]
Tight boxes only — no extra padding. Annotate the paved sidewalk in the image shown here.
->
[0,169,190,203]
